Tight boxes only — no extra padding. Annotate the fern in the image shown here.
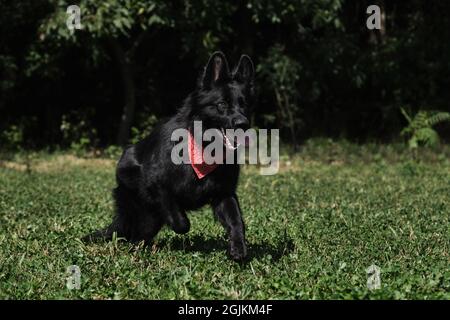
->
[426,112,450,127]
[400,108,450,148]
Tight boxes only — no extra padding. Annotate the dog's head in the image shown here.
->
[190,52,255,133]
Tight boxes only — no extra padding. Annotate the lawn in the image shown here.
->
[0,141,449,299]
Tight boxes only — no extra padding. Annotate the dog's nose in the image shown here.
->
[232,116,249,130]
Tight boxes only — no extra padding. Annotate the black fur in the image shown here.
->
[83,52,255,261]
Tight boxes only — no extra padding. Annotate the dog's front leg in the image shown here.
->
[213,195,247,261]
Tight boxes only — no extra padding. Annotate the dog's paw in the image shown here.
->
[168,214,191,234]
[228,241,247,262]
[172,221,190,234]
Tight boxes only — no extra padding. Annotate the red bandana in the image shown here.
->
[188,130,218,179]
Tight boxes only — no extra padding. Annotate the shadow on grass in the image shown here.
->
[158,234,295,263]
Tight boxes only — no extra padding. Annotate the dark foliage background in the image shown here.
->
[1,0,449,149]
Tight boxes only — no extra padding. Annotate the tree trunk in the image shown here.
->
[275,88,298,148]
[109,38,136,146]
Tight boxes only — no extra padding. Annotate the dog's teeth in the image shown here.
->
[221,128,238,150]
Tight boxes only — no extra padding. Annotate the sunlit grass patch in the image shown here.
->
[0,145,449,299]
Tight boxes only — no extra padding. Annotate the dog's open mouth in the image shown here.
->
[220,128,251,149]
[221,128,239,150]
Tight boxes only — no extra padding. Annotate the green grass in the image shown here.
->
[0,143,449,299]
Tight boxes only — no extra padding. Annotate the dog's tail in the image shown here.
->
[81,223,118,243]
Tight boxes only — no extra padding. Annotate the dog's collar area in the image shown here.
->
[188,130,218,179]
[187,128,240,179]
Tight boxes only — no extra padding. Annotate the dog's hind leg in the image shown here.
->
[113,184,164,244]
[151,189,190,235]
[82,184,164,245]
[109,147,164,244]
[165,205,190,235]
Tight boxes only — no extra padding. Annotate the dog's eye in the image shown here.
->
[216,102,228,113]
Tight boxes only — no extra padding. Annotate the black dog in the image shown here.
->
[84,52,254,261]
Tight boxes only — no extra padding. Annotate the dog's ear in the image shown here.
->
[200,51,230,89]
[232,55,254,84]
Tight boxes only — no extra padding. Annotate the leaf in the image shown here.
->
[113,19,123,29]
[416,127,440,147]
[426,112,450,127]
[400,107,412,125]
